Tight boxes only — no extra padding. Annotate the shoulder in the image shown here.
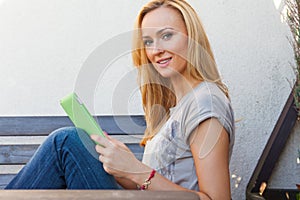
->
[187,82,231,113]
[182,82,235,145]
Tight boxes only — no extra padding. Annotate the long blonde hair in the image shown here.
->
[132,0,229,146]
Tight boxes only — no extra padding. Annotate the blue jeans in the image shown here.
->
[5,127,120,189]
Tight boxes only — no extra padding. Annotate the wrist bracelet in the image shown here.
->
[139,169,156,190]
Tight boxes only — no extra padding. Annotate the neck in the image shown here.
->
[170,74,201,104]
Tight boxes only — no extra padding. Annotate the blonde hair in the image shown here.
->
[132,0,229,146]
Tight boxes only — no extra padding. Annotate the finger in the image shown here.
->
[99,154,103,161]
[102,134,124,149]
[103,165,113,175]
[103,131,113,141]
[90,135,111,147]
[95,143,106,155]
[103,131,109,136]
[99,154,106,164]
[111,138,129,150]
[110,136,129,150]
[104,134,123,146]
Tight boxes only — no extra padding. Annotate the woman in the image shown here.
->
[6,0,234,199]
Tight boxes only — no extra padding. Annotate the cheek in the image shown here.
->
[169,43,188,68]
[177,39,188,57]
[145,49,154,62]
[166,38,188,58]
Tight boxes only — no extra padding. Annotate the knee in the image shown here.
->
[48,127,92,148]
[47,126,99,161]
[48,126,82,145]
[49,126,78,137]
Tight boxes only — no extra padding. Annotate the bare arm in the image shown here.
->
[91,118,231,199]
[114,177,138,190]
[189,118,231,199]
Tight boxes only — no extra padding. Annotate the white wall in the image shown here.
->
[0,0,295,199]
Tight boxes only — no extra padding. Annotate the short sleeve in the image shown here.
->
[183,85,235,146]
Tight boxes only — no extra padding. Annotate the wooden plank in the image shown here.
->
[0,144,144,164]
[246,90,298,198]
[0,116,72,136]
[0,115,146,136]
[0,135,143,145]
[0,165,23,189]
[0,175,15,189]
[0,136,46,145]
[0,190,200,200]
[0,165,24,174]
[0,145,38,164]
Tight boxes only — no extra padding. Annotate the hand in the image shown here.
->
[90,133,144,178]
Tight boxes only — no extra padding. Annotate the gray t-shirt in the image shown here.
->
[142,82,235,191]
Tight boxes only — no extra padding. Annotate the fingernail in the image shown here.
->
[90,135,98,140]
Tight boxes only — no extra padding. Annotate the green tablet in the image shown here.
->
[60,93,105,139]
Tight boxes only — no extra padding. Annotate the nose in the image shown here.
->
[151,42,165,55]
[152,47,164,54]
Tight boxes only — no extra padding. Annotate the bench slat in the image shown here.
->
[0,175,15,189]
[0,116,146,136]
[0,165,24,174]
[0,145,38,164]
[0,190,200,199]
[0,135,143,145]
[0,136,46,145]
[0,144,144,165]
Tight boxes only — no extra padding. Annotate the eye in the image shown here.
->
[143,39,153,47]
[162,32,173,41]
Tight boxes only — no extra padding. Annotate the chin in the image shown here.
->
[155,67,177,78]
[158,69,186,81]
[157,71,175,79]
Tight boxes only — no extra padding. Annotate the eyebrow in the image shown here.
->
[142,27,174,39]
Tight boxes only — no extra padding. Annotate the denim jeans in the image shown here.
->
[5,127,120,189]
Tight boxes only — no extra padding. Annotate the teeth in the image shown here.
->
[158,58,171,64]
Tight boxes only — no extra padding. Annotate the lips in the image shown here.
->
[156,57,172,67]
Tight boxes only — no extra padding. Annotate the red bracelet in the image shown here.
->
[139,169,156,190]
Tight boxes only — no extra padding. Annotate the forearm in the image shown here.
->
[91,134,216,199]
[127,163,211,200]
[114,177,137,190]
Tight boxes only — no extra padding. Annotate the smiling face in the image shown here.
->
[141,6,189,79]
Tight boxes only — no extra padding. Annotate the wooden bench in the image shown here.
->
[0,190,200,200]
[0,115,200,200]
[0,115,146,189]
